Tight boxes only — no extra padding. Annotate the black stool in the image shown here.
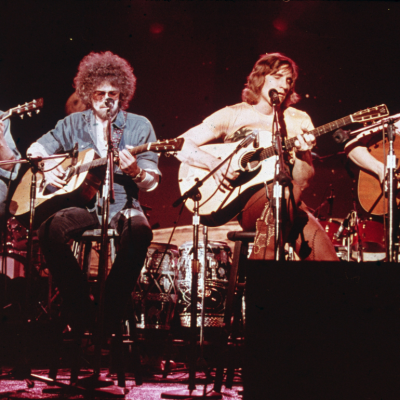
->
[72,228,119,279]
[214,231,255,392]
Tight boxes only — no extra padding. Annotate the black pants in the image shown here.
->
[38,207,152,332]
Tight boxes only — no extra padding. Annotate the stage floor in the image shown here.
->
[0,368,243,399]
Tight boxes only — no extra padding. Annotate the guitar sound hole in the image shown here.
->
[240,148,263,172]
[43,184,58,196]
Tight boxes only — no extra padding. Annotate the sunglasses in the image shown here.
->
[92,90,120,101]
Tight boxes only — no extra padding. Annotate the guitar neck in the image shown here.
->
[259,115,353,161]
[72,144,153,175]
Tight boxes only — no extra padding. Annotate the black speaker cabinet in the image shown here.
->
[244,261,400,400]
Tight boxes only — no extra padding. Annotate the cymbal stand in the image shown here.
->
[386,120,396,262]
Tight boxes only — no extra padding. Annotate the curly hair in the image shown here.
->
[242,53,300,109]
[73,51,136,110]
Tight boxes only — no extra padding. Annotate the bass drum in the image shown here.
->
[177,241,231,328]
[0,251,26,279]
[132,243,179,330]
[351,220,386,262]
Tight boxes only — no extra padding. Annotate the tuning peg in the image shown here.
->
[28,112,32,117]
[36,110,40,114]
[20,115,24,119]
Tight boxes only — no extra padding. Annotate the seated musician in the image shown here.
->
[0,117,20,227]
[345,120,400,220]
[27,51,161,335]
[176,53,338,261]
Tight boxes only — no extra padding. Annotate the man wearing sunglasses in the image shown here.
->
[27,51,160,338]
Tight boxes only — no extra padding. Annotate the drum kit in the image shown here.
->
[318,217,386,262]
[132,240,232,331]
[1,217,45,279]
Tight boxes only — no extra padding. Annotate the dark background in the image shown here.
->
[0,0,398,229]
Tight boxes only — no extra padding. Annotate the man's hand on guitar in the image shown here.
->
[42,160,67,189]
[209,157,239,192]
[119,146,140,177]
[294,132,316,152]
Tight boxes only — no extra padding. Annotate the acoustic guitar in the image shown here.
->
[178,105,389,227]
[10,138,183,227]
[358,136,400,215]
[1,98,43,121]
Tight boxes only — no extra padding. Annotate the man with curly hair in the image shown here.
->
[27,51,161,335]
[177,53,338,261]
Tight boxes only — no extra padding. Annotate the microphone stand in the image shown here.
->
[271,102,287,261]
[162,134,256,399]
[386,120,396,262]
[92,104,115,383]
[0,152,73,383]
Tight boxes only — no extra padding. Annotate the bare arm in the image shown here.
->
[291,132,316,189]
[348,146,385,182]
[176,123,238,189]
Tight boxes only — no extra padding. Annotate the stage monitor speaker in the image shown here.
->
[244,261,400,400]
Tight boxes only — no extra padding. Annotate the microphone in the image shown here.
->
[268,89,280,106]
[105,97,115,109]
[334,212,351,240]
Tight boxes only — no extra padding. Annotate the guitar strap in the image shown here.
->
[111,111,127,156]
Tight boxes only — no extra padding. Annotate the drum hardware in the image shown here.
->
[313,184,335,219]
[177,240,231,329]
[166,136,252,398]
[318,216,386,262]
[132,242,179,330]
[385,119,398,261]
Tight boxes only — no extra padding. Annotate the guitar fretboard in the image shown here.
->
[258,115,353,161]
[75,157,107,176]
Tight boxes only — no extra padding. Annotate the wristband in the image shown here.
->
[132,167,143,182]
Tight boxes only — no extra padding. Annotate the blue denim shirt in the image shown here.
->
[0,113,21,224]
[36,109,160,221]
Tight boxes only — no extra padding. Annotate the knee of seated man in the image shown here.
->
[38,216,69,245]
[122,217,153,245]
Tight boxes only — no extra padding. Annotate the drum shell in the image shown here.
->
[318,219,348,247]
[132,243,179,330]
[177,241,231,328]
[352,220,386,261]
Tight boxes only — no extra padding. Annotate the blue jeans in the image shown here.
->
[38,206,152,332]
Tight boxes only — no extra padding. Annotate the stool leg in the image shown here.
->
[214,240,243,392]
[82,242,92,279]
[110,321,126,388]
[110,238,116,264]
[162,332,174,378]
[128,318,143,386]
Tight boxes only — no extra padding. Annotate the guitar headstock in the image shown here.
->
[0,98,44,122]
[351,104,389,124]
[149,138,184,155]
